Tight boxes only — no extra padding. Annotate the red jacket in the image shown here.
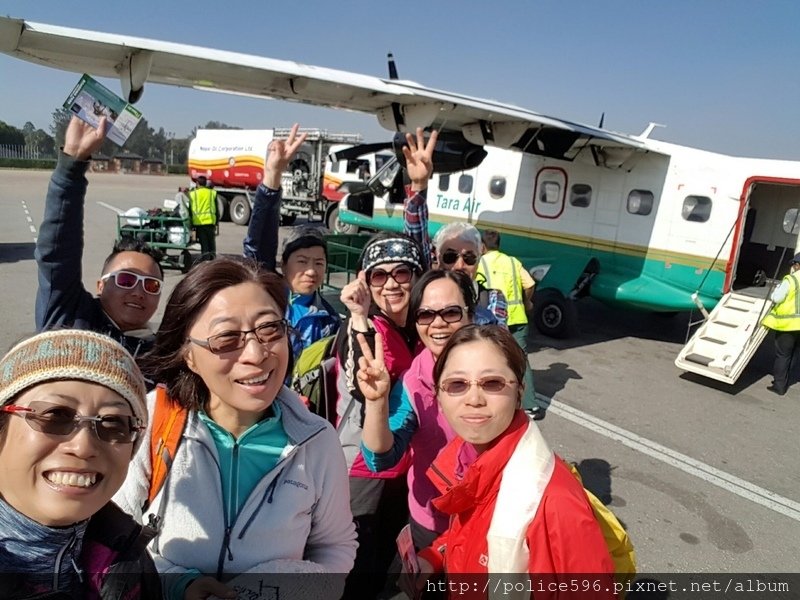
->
[420,411,616,599]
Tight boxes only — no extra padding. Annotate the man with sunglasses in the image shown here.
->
[35,116,164,360]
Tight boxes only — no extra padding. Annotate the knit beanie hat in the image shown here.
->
[0,329,148,451]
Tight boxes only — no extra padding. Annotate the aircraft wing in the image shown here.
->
[0,16,659,160]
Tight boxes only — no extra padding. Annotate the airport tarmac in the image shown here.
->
[1,168,798,578]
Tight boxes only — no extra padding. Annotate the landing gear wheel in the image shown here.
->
[533,289,577,338]
[326,204,358,234]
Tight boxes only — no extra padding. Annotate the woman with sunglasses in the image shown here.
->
[114,257,356,600]
[0,329,160,599]
[335,228,428,598]
[358,270,476,557]
[405,325,614,596]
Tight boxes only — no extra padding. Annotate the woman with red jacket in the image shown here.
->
[357,324,616,599]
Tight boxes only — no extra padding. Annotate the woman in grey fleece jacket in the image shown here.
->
[113,257,356,600]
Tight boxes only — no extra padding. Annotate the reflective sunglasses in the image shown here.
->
[101,270,162,295]
[367,265,414,287]
[438,376,518,396]
[415,305,466,326]
[440,250,479,266]
[187,319,288,354]
[0,401,143,444]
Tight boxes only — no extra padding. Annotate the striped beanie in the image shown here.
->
[0,330,148,450]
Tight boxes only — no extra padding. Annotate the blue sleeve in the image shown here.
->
[360,379,418,471]
[243,183,282,272]
[34,153,96,331]
[165,569,202,600]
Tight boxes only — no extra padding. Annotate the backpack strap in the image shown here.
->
[144,386,188,512]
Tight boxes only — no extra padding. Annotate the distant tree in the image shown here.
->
[0,121,25,145]
[189,121,240,138]
[22,121,36,144]
[50,108,73,148]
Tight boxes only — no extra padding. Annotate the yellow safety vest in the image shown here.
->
[188,187,217,226]
[762,271,800,331]
[478,251,530,326]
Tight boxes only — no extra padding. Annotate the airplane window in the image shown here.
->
[458,174,473,194]
[489,176,506,199]
[540,181,560,204]
[627,190,654,216]
[682,195,712,222]
[439,174,450,192]
[570,184,592,208]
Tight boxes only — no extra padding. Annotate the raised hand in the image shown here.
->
[263,123,309,189]
[356,332,390,402]
[340,272,372,318]
[402,127,439,191]
[63,116,107,161]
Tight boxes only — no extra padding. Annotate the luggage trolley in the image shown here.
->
[116,209,195,273]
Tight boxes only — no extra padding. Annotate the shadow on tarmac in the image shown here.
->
[0,242,35,264]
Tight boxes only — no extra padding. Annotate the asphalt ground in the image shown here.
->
[1,168,798,578]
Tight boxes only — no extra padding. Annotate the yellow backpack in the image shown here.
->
[569,462,637,586]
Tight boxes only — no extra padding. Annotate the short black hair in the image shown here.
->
[482,229,501,251]
[196,175,207,186]
[102,239,164,278]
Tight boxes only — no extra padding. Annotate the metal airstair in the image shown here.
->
[675,291,772,384]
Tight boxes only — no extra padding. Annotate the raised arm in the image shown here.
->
[402,128,438,270]
[243,124,308,270]
[35,117,107,331]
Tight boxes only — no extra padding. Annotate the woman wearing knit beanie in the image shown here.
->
[0,329,160,598]
[114,256,356,600]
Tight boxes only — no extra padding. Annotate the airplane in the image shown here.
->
[2,16,799,385]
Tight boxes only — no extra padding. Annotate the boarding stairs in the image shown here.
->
[675,291,772,384]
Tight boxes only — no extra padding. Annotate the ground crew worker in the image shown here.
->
[188,175,218,259]
[478,229,546,417]
[762,253,800,396]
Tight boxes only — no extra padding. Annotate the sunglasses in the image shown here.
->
[415,305,466,326]
[101,270,162,295]
[187,319,288,354]
[0,401,143,444]
[367,265,414,287]
[440,250,479,266]
[437,376,517,396]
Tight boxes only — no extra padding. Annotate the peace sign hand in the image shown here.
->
[356,332,391,403]
[402,127,439,191]
[263,123,309,189]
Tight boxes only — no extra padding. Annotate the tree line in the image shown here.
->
[0,110,239,165]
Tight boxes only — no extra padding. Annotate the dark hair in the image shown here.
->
[433,324,527,390]
[356,230,424,273]
[139,256,289,411]
[281,226,328,266]
[408,270,477,325]
[102,238,164,278]
[482,229,501,251]
[196,175,207,186]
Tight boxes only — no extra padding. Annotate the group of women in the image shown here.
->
[0,125,616,600]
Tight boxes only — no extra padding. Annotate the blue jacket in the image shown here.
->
[289,292,341,357]
[35,153,154,359]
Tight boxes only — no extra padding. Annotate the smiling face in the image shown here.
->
[0,381,135,527]
[97,251,162,331]
[436,339,521,453]
[415,278,470,358]
[368,261,415,326]
[184,282,289,436]
[284,245,327,295]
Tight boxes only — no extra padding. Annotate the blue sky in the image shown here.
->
[2,0,799,159]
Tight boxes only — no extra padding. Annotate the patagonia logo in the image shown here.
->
[283,478,309,490]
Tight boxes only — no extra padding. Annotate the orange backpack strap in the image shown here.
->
[145,386,188,511]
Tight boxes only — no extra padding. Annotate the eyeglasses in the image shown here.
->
[437,376,518,396]
[101,270,162,295]
[415,305,466,326]
[187,319,288,354]
[0,401,143,444]
[440,250,479,266]
[367,265,414,287]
